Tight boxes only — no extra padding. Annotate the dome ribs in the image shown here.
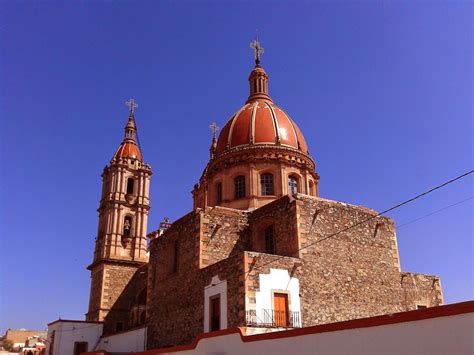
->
[254,101,277,144]
[227,105,248,149]
[249,101,258,144]
[274,106,298,148]
[265,102,280,145]
[215,100,310,156]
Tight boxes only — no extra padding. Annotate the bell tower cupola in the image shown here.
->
[86,99,152,324]
[247,38,271,103]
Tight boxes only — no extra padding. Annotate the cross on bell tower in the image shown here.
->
[126,98,138,114]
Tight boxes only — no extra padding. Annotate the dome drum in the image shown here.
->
[206,144,317,179]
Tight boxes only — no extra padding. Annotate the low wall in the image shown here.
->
[96,326,146,353]
[83,302,474,355]
[139,301,474,355]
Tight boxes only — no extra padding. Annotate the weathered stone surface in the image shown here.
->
[101,264,148,335]
[145,194,442,348]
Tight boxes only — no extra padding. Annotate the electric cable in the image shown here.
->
[203,169,473,288]
[396,196,473,229]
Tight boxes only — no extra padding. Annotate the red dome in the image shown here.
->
[113,141,143,161]
[216,100,308,156]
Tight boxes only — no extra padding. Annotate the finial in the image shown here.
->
[209,122,219,159]
[209,122,220,140]
[249,32,264,66]
[125,98,138,115]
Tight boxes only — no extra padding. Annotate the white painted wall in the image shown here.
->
[255,268,301,326]
[96,326,146,353]
[173,312,474,355]
[204,275,228,332]
[46,321,103,355]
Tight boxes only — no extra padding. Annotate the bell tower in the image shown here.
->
[86,99,152,322]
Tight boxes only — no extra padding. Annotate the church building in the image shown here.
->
[47,40,443,354]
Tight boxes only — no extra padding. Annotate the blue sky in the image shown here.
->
[1,1,472,333]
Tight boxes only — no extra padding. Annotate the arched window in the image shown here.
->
[216,182,222,205]
[260,173,274,196]
[126,178,134,195]
[123,216,132,237]
[308,180,314,196]
[288,176,298,195]
[234,176,245,199]
[264,225,274,254]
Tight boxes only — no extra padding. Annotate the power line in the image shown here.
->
[397,196,473,229]
[297,170,473,249]
[210,169,473,286]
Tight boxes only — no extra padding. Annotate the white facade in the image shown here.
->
[96,326,146,353]
[46,321,103,355]
[254,268,301,327]
[203,275,228,332]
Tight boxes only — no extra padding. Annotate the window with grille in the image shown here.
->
[264,225,275,254]
[261,173,274,195]
[234,176,245,199]
[288,176,298,195]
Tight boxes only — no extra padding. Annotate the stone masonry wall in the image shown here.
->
[102,264,148,335]
[147,209,247,349]
[146,194,443,349]
[242,194,442,328]
[87,262,141,323]
[86,264,105,321]
[288,195,440,325]
[249,195,299,257]
[401,272,443,309]
[200,206,249,267]
[147,210,202,349]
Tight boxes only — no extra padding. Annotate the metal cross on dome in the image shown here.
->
[209,122,220,138]
[250,36,264,65]
[126,98,138,114]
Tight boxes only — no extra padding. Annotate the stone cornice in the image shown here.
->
[202,144,318,182]
[97,199,151,212]
[107,160,153,174]
[87,258,148,271]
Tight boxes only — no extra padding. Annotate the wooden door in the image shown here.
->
[210,295,221,331]
[274,293,289,327]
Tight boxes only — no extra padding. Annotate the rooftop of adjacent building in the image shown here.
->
[4,329,47,343]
